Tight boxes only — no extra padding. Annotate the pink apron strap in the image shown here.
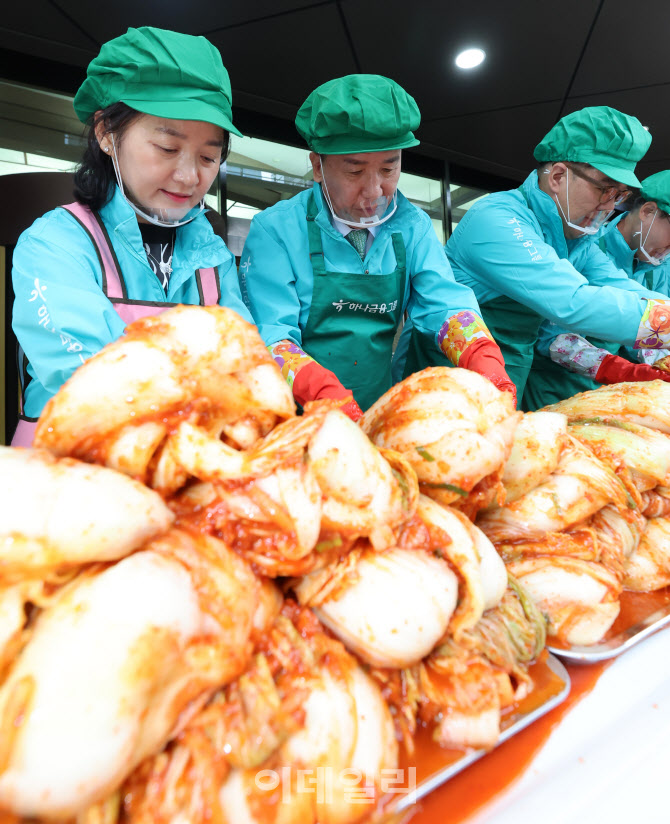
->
[11,418,37,448]
[61,204,219,308]
[198,267,220,306]
[12,209,224,445]
[60,203,125,299]
[112,302,167,325]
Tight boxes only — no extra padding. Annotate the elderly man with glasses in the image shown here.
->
[525,169,670,408]
[397,107,670,405]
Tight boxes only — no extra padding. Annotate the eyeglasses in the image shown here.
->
[565,163,633,206]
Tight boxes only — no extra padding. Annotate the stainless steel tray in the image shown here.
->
[392,653,570,813]
[547,601,670,663]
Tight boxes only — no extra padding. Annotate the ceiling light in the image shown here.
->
[455,48,486,70]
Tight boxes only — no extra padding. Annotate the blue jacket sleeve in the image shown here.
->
[639,263,670,296]
[454,201,649,345]
[578,241,665,299]
[12,217,127,400]
[536,243,667,358]
[239,215,305,348]
[404,212,482,344]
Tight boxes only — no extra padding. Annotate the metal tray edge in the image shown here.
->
[393,653,570,812]
[547,602,670,663]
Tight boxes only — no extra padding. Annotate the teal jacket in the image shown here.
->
[535,213,662,360]
[446,171,660,342]
[597,213,653,279]
[12,186,252,417]
[600,214,670,295]
[239,183,481,352]
[637,261,670,295]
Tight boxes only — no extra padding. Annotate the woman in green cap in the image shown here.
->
[11,26,252,446]
[444,105,670,407]
[239,74,515,418]
[525,169,670,408]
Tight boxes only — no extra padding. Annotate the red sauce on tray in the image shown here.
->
[405,587,670,824]
[2,590,667,824]
[402,656,611,824]
[611,587,670,632]
[550,584,670,650]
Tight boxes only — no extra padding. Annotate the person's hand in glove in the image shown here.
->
[652,355,670,374]
[292,360,363,421]
[459,338,518,407]
[595,353,670,385]
[338,396,363,422]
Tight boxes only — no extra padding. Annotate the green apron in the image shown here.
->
[642,266,655,291]
[402,281,542,395]
[523,236,621,411]
[437,184,544,404]
[302,193,407,410]
[401,318,452,378]
[479,295,543,406]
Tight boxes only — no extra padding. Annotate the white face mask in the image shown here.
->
[552,169,612,236]
[108,134,204,228]
[319,157,398,229]
[634,209,670,266]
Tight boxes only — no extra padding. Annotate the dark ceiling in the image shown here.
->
[2,0,670,186]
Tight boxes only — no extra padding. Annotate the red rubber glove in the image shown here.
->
[339,397,364,422]
[595,354,670,385]
[292,361,363,422]
[459,338,518,407]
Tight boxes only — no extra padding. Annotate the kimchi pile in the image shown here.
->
[1,306,668,822]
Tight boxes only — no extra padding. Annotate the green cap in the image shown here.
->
[74,26,242,136]
[640,170,670,214]
[295,74,420,155]
[533,106,651,187]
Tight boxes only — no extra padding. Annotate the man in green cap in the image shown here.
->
[443,105,670,406]
[240,74,515,417]
[525,169,670,407]
[11,26,252,445]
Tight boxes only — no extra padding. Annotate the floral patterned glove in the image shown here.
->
[635,299,670,350]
